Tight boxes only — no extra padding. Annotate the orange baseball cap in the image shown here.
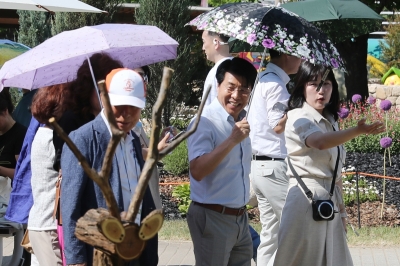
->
[105,68,146,108]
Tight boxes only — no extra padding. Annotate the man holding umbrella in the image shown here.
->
[247,49,301,265]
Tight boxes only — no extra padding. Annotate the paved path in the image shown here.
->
[159,240,400,266]
[2,237,400,265]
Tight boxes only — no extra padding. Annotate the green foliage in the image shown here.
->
[342,173,380,206]
[9,88,23,108]
[136,0,208,126]
[51,0,123,35]
[172,184,192,214]
[17,11,52,47]
[380,13,400,68]
[163,140,189,176]
[339,100,400,154]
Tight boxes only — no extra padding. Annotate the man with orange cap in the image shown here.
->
[61,68,158,266]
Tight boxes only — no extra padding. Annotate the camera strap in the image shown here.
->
[288,125,340,201]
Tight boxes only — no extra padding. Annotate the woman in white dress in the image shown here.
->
[272,61,384,266]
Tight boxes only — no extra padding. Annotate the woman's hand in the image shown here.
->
[158,132,171,151]
[356,118,385,135]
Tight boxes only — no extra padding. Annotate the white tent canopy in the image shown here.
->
[0,0,105,13]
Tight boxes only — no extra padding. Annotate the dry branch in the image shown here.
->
[125,67,173,222]
[158,84,211,158]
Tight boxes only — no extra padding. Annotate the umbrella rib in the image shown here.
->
[36,5,55,14]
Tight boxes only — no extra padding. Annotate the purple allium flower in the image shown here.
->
[246,34,257,45]
[338,107,349,119]
[367,96,376,105]
[262,39,275,48]
[380,137,393,149]
[380,99,392,111]
[351,94,362,103]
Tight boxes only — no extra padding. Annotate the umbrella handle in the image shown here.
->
[316,69,330,92]
[246,47,268,120]
[86,55,103,109]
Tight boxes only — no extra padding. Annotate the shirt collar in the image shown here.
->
[302,102,335,124]
[265,63,291,85]
[210,98,247,122]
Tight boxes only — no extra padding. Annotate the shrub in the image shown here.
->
[172,184,191,215]
[163,140,189,176]
[339,100,400,154]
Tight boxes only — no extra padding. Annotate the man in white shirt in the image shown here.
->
[201,30,232,105]
[247,49,301,265]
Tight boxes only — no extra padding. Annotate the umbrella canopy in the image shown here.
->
[0,24,179,90]
[0,0,104,13]
[0,40,30,68]
[281,0,383,41]
[281,0,383,22]
[187,2,344,70]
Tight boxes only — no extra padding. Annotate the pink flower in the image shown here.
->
[351,94,362,103]
[367,96,376,105]
[380,99,392,111]
[262,39,275,48]
[380,137,392,149]
[247,34,257,45]
[338,107,349,119]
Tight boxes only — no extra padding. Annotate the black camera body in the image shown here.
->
[312,200,335,221]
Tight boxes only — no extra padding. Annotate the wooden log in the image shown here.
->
[115,224,145,261]
[75,208,118,255]
[93,249,124,266]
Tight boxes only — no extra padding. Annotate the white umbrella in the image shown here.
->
[0,0,105,13]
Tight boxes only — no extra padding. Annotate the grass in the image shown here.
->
[159,220,400,247]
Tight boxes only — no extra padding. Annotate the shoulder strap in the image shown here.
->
[329,126,340,198]
[288,158,313,200]
[288,124,341,201]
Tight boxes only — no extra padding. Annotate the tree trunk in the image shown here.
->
[335,34,369,100]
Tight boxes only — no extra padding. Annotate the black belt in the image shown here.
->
[253,155,284,161]
[193,202,247,216]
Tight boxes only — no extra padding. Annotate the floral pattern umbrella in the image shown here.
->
[187,2,344,70]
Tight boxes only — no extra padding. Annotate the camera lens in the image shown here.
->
[318,201,334,219]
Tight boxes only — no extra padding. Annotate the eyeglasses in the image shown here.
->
[225,86,251,97]
[137,72,148,84]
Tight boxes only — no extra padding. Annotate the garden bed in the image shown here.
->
[159,152,400,227]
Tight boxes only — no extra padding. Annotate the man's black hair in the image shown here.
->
[216,58,257,89]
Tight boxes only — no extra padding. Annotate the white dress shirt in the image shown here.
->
[247,63,290,158]
[202,57,233,106]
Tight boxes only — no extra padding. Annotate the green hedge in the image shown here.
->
[163,140,189,176]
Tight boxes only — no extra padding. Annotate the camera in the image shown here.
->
[312,200,336,221]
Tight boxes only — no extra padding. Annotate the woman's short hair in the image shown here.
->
[288,61,340,121]
[0,89,14,114]
[31,83,72,124]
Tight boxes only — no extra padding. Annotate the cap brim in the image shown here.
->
[108,93,145,109]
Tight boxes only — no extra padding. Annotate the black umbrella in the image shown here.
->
[187,2,344,70]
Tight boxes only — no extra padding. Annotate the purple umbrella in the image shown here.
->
[0,24,179,90]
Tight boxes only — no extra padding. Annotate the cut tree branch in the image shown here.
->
[158,84,211,159]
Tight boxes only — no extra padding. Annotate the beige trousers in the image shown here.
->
[29,230,63,266]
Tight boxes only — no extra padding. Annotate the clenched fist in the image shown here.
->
[231,118,250,144]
